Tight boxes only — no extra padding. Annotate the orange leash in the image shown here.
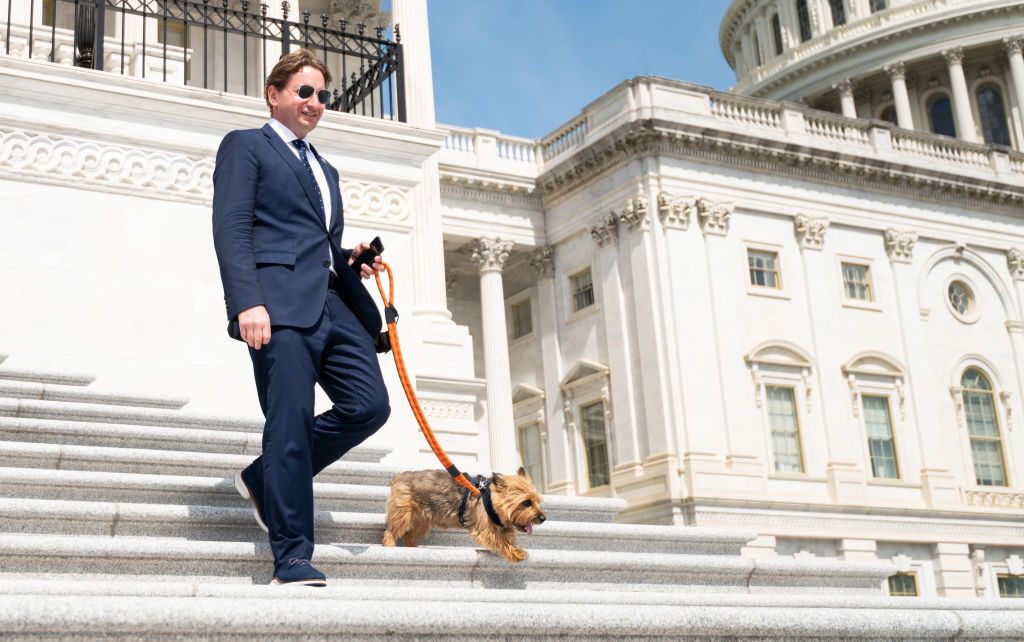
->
[374,262,481,497]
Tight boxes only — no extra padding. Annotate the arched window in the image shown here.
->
[879,105,897,124]
[796,0,813,42]
[829,0,847,27]
[928,95,957,138]
[961,368,1007,487]
[977,85,1011,146]
[753,33,762,67]
[772,14,784,56]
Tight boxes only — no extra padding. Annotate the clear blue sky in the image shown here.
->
[425,0,737,139]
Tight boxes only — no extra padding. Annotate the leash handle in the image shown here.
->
[374,262,481,497]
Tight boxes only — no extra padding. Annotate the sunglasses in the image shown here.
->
[291,84,332,105]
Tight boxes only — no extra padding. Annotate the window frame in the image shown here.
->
[745,242,789,299]
[957,367,1009,487]
[796,0,813,42]
[763,384,807,475]
[944,275,980,324]
[997,574,1024,598]
[577,399,612,490]
[887,572,919,597]
[506,289,534,344]
[566,265,598,321]
[837,255,881,311]
[516,420,547,492]
[971,80,1013,148]
[861,393,901,480]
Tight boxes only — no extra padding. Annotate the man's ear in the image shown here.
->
[267,86,279,112]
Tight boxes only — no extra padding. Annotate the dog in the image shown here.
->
[382,467,546,562]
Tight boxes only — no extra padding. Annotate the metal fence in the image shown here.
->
[2,0,406,121]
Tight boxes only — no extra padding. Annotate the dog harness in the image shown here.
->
[458,475,505,529]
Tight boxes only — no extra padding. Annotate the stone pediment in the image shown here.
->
[559,359,610,392]
[841,351,905,378]
[743,341,813,370]
[512,384,545,406]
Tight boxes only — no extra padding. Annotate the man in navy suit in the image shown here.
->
[212,49,390,586]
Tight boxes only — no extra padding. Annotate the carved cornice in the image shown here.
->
[617,194,649,233]
[0,125,213,204]
[696,197,733,236]
[590,212,619,248]
[439,176,542,210]
[657,191,694,230]
[942,46,965,67]
[794,214,830,250]
[1008,248,1024,281]
[469,237,513,272]
[534,120,1024,214]
[884,228,918,263]
[529,245,555,278]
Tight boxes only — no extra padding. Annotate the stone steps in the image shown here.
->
[0,381,189,410]
[0,533,892,594]
[0,366,95,386]
[0,497,751,555]
[0,467,624,523]
[0,397,263,431]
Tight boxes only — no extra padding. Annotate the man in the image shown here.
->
[212,49,390,586]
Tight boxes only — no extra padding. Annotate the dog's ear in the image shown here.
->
[491,472,504,488]
[517,467,527,478]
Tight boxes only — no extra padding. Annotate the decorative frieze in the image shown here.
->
[884,228,918,263]
[469,237,513,272]
[793,214,829,250]
[1007,248,1024,281]
[657,191,694,230]
[529,245,556,278]
[590,212,619,247]
[965,490,1024,508]
[420,400,474,421]
[617,194,649,232]
[696,197,733,236]
[340,180,411,224]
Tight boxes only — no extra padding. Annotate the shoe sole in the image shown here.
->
[270,577,327,587]
[234,470,269,534]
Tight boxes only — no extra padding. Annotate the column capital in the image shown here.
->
[657,191,694,230]
[697,197,733,236]
[469,238,513,272]
[1008,248,1024,281]
[529,245,556,278]
[942,46,965,66]
[1003,35,1024,57]
[884,228,918,263]
[590,212,619,247]
[794,214,830,250]
[832,78,854,98]
[884,61,906,81]
[617,195,650,233]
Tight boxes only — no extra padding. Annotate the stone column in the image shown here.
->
[469,238,519,472]
[942,47,979,143]
[391,0,450,322]
[530,246,574,494]
[933,542,975,597]
[1004,37,1024,139]
[834,79,857,118]
[884,62,915,129]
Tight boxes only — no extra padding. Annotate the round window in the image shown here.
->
[947,280,975,320]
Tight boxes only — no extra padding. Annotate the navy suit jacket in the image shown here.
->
[212,124,382,340]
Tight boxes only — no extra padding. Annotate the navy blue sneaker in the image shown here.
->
[271,558,327,587]
[234,466,268,534]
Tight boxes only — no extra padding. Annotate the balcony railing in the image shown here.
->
[1,0,405,121]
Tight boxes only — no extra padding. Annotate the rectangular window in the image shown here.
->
[863,395,899,479]
[509,299,532,340]
[871,0,888,12]
[570,269,595,313]
[766,386,804,473]
[888,573,918,596]
[579,401,610,488]
[964,389,1007,486]
[157,18,187,48]
[517,422,545,491]
[998,575,1024,598]
[841,262,873,301]
[748,249,781,289]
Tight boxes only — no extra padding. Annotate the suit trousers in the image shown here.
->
[246,287,390,571]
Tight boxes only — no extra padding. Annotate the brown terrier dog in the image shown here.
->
[382,467,546,562]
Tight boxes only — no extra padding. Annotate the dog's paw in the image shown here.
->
[505,547,528,563]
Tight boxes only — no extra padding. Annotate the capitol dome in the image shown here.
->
[720,0,1024,150]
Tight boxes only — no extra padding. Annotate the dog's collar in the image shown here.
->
[458,475,505,529]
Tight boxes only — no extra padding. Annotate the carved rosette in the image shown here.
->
[1008,248,1024,281]
[696,197,733,236]
[469,238,513,273]
[590,212,619,247]
[617,195,649,233]
[657,191,694,230]
[1005,36,1024,57]
[942,47,965,67]
[884,228,918,263]
[529,245,556,278]
[884,61,906,81]
[794,214,830,250]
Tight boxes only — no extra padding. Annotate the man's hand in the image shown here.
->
[238,305,271,350]
[348,240,384,280]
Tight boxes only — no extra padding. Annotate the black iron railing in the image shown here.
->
[2,0,406,121]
